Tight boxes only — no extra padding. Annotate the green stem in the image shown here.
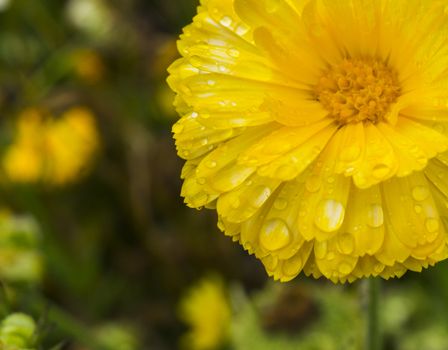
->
[366,278,381,350]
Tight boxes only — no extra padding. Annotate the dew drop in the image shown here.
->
[227,48,240,58]
[251,186,271,208]
[425,218,439,233]
[367,204,384,228]
[314,199,345,232]
[207,79,216,86]
[197,177,206,185]
[206,160,217,168]
[235,24,249,36]
[219,16,232,27]
[314,241,328,259]
[338,262,353,275]
[412,186,430,202]
[282,255,303,276]
[305,176,321,193]
[414,204,422,214]
[274,198,288,210]
[259,219,291,251]
[337,233,355,254]
[191,111,199,118]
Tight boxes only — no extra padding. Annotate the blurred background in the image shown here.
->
[0,0,448,349]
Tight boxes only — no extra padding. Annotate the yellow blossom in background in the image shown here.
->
[179,276,231,350]
[169,0,448,282]
[3,107,100,186]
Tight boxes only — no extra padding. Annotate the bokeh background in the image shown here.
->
[1,0,448,349]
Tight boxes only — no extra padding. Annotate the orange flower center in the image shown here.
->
[315,58,401,124]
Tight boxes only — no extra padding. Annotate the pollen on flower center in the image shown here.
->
[315,58,401,124]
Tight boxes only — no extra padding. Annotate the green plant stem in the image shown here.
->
[366,278,381,350]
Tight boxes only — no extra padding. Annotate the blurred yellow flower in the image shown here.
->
[179,277,231,350]
[3,107,100,186]
[169,0,448,282]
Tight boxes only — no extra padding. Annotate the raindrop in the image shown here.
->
[314,241,328,259]
[425,218,439,233]
[206,160,217,168]
[274,198,288,210]
[259,219,291,251]
[337,233,355,254]
[338,262,352,275]
[219,16,232,27]
[412,186,430,202]
[314,199,345,232]
[306,176,321,193]
[367,204,384,228]
[282,255,303,276]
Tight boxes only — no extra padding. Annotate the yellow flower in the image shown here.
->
[179,277,231,350]
[168,0,448,283]
[3,107,100,185]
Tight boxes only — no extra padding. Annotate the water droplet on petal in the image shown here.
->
[206,160,217,168]
[197,177,206,185]
[273,198,288,210]
[314,241,328,259]
[227,48,240,58]
[306,176,321,193]
[219,16,232,27]
[260,219,291,251]
[412,186,430,201]
[414,205,422,214]
[282,255,303,276]
[337,233,355,254]
[338,262,352,275]
[251,186,271,208]
[367,204,384,228]
[314,199,345,232]
[425,218,439,233]
[235,24,249,36]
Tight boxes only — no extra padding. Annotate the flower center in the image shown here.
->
[315,58,401,124]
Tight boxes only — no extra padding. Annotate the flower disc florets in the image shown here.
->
[316,59,401,124]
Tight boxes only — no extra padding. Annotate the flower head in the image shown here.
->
[168,0,448,282]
